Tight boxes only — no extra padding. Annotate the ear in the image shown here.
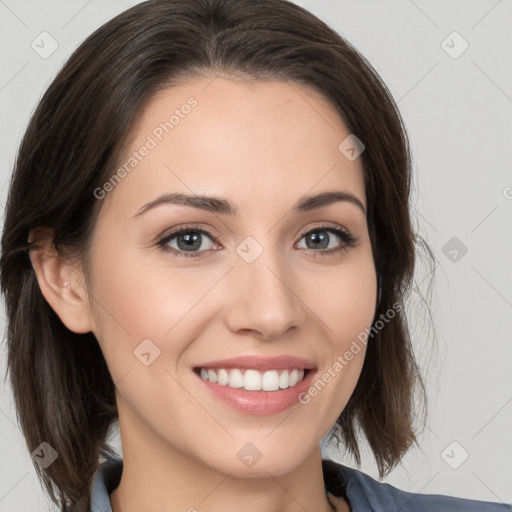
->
[28,227,94,334]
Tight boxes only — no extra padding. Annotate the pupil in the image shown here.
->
[309,231,328,249]
[179,232,201,251]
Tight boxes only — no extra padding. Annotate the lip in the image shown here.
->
[194,355,317,372]
[193,355,318,416]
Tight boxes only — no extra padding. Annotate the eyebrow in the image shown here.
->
[134,190,366,218]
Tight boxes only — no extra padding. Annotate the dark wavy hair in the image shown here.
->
[1,0,433,510]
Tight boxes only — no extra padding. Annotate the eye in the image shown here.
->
[296,224,357,256]
[157,223,357,259]
[158,225,218,258]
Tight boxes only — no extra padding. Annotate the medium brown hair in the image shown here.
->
[1,0,432,509]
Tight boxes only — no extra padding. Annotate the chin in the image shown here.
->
[191,434,319,479]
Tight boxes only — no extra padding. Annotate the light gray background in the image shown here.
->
[1,1,511,510]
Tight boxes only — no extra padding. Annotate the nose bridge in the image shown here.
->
[224,233,305,339]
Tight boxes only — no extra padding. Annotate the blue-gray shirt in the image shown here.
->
[90,455,511,511]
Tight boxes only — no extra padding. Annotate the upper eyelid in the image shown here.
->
[159,224,219,243]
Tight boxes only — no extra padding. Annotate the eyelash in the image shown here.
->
[157,223,357,259]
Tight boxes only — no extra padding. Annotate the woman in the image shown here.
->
[1,1,509,511]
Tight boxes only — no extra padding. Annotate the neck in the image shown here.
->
[109,410,345,512]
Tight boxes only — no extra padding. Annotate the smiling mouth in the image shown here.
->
[193,367,310,392]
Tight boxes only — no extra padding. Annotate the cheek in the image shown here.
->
[327,281,376,340]
[88,249,214,353]
[296,254,377,410]
[304,255,378,350]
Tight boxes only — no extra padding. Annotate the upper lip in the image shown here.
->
[195,355,317,372]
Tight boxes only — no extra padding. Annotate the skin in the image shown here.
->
[30,75,377,512]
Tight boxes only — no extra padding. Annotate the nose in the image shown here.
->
[222,246,307,341]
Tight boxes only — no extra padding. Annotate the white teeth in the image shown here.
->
[261,370,280,391]
[199,368,307,391]
[217,369,229,386]
[244,369,262,391]
[279,370,289,389]
[228,369,244,388]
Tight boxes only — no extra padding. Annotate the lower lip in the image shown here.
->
[196,370,316,415]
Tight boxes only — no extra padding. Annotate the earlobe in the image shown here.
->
[28,227,94,334]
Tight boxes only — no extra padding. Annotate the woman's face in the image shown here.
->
[83,76,377,476]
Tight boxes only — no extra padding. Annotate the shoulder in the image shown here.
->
[322,458,512,512]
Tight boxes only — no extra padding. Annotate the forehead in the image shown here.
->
[99,76,366,219]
